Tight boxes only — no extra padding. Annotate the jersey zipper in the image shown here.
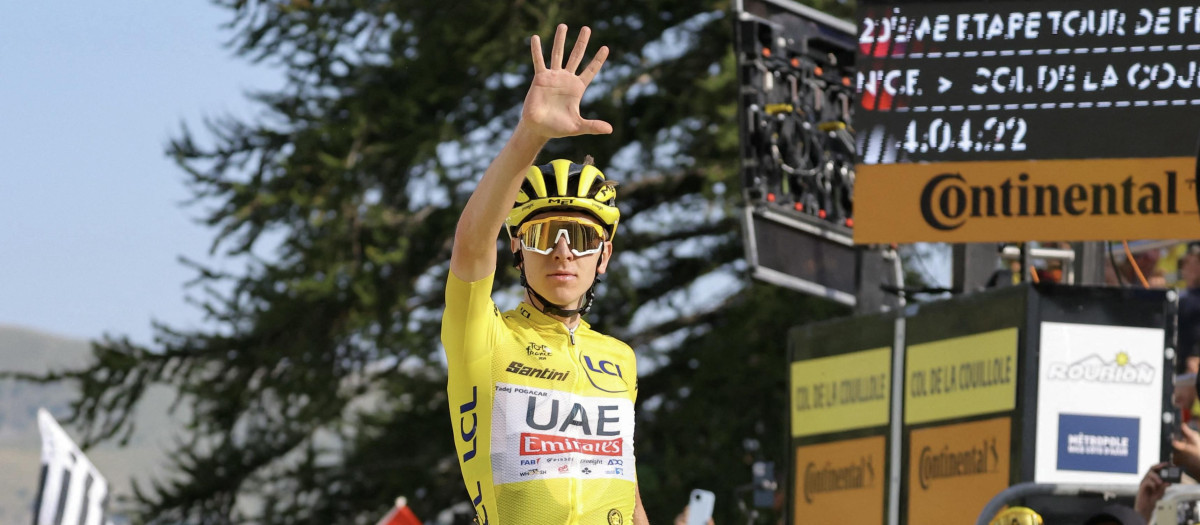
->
[565,323,583,525]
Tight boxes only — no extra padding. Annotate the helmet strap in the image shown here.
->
[513,247,606,319]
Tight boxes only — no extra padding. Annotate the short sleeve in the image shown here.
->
[441,269,502,369]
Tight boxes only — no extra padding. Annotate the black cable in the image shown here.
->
[880,284,954,297]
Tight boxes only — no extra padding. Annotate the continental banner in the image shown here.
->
[794,435,886,525]
[905,328,1018,425]
[855,157,1199,243]
[791,348,891,437]
[908,417,1012,525]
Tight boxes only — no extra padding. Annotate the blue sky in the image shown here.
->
[0,3,282,344]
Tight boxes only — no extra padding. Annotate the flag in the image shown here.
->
[33,408,109,525]
[375,496,422,525]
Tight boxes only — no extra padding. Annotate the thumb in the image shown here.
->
[1182,422,1199,440]
[579,118,613,135]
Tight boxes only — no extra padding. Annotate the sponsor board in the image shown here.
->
[855,157,1198,243]
[492,382,636,484]
[905,328,1018,425]
[1035,322,1164,483]
[908,417,1012,525]
[794,435,886,525]
[791,348,891,437]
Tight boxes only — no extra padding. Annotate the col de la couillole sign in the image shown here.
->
[853,0,1200,243]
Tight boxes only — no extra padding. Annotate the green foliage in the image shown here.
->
[44,1,857,523]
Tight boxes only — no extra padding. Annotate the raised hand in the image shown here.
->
[522,24,612,139]
[1135,462,1170,523]
[1172,422,1200,478]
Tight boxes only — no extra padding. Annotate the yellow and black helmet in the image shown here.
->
[989,506,1044,525]
[506,159,620,240]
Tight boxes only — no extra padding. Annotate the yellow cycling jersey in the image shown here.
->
[442,270,638,525]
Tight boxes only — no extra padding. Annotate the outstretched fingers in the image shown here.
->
[579,45,609,87]
[579,118,614,136]
[565,26,591,74]
[550,23,567,70]
[531,34,547,73]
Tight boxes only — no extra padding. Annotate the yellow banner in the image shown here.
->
[855,157,1200,244]
[905,328,1018,425]
[908,417,1012,525]
[791,348,891,437]
[795,435,886,525]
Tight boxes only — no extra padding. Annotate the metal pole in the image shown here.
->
[885,247,905,525]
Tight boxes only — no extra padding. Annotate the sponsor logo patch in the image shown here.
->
[520,433,623,456]
[526,342,552,360]
[1057,413,1139,474]
[582,354,628,393]
[608,509,623,525]
[506,361,570,381]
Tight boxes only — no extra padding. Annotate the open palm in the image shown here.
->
[523,24,612,139]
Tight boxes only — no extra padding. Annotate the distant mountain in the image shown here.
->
[0,324,181,524]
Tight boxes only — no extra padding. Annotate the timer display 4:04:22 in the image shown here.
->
[901,116,1029,155]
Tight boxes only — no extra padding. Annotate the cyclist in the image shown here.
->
[441,24,647,525]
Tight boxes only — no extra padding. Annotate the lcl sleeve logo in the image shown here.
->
[583,355,628,393]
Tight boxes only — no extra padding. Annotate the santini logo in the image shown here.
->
[507,361,570,381]
[920,171,1180,231]
[1047,352,1155,385]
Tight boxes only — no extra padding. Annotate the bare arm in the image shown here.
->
[449,24,612,281]
[635,485,650,525]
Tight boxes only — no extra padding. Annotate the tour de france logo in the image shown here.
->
[525,342,552,360]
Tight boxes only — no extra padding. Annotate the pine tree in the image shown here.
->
[45,1,855,523]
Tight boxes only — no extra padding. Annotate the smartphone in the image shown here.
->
[686,489,715,525]
[1161,465,1183,483]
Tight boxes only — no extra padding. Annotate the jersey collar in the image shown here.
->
[515,301,592,331]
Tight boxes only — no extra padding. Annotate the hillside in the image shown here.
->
[0,324,180,523]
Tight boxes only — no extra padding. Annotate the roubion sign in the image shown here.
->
[1035,322,1165,483]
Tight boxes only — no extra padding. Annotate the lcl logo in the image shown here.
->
[583,355,627,393]
[585,356,622,378]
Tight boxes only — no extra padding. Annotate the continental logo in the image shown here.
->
[506,361,570,381]
[1047,352,1155,385]
[920,170,1181,231]
[918,437,999,490]
[802,456,876,503]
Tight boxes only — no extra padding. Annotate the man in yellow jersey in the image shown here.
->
[441,23,648,525]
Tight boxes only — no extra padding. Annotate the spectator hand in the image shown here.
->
[522,24,612,139]
[1173,421,1200,479]
[1135,461,1170,523]
[674,506,715,525]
